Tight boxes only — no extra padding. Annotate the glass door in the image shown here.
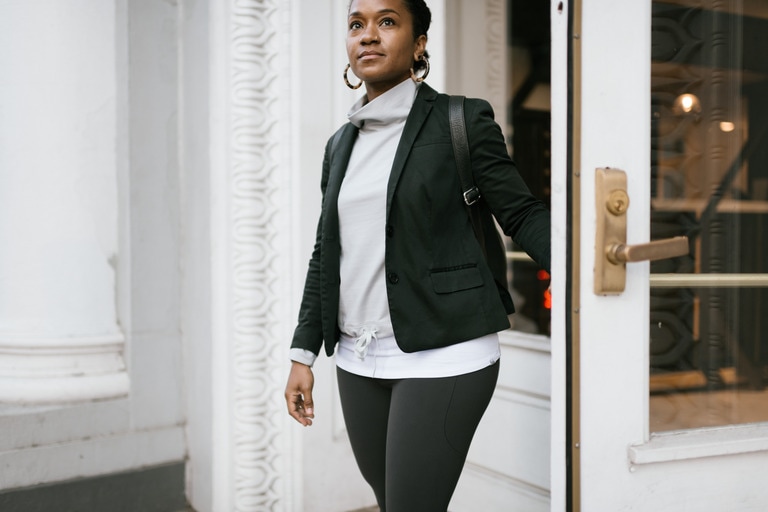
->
[571,0,768,510]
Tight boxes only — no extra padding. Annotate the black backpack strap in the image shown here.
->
[448,96,481,206]
[448,95,486,254]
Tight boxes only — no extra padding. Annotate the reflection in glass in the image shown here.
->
[649,0,768,432]
[507,1,552,336]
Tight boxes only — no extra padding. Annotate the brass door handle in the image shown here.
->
[595,168,689,294]
[607,236,689,265]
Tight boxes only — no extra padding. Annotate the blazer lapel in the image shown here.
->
[323,122,358,240]
[386,83,438,216]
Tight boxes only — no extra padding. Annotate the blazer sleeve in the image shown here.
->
[464,98,551,272]
[290,136,332,355]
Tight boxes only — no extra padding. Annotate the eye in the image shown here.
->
[381,17,395,26]
[349,20,363,30]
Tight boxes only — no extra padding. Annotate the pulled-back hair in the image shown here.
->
[402,0,431,72]
[403,0,431,40]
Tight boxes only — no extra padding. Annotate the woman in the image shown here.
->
[284,0,550,510]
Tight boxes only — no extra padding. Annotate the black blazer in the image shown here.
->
[292,84,550,357]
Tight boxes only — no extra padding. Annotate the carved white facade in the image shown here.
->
[213,0,297,510]
[0,0,555,511]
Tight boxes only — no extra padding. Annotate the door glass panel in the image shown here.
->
[508,1,552,336]
[649,0,768,432]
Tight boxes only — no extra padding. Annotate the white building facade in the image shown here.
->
[1,1,537,511]
[3,1,768,511]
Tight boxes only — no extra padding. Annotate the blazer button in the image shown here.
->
[386,225,394,237]
[388,272,399,284]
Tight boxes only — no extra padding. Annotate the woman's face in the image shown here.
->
[346,0,427,101]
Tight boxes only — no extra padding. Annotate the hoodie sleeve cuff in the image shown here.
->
[290,348,317,367]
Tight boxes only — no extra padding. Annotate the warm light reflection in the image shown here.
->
[673,93,702,115]
[680,95,694,112]
[720,121,735,132]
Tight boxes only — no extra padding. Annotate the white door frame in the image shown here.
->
[549,0,569,510]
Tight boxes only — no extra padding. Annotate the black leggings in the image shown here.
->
[336,361,500,512]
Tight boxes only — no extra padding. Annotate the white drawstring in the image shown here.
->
[354,328,378,360]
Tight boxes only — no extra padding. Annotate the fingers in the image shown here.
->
[302,393,315,419]
[285,361,315,427]
[288,394,313,426]
[287,392,314,426]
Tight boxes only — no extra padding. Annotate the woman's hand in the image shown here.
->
[285,361,315,426]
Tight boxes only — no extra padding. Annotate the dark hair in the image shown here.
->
[402,0,431,40]
[402,0,431,72]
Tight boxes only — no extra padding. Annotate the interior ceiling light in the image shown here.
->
[672,93,702,115]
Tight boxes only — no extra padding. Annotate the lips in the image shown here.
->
[358,51,384,60]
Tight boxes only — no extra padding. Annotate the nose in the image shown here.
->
[360,24,379,44]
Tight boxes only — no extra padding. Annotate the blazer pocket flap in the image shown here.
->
[430,265,483,293]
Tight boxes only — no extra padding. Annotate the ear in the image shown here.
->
[413,34,427,60]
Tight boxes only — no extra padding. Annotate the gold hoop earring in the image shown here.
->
[410,55,430,83]
[344,64,363,90]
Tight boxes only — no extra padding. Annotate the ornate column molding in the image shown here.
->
[444,0,508,130]
[485,0,508,128]
[212,0,297,510]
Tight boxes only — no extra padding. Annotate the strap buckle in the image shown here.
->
[463,187,481,206]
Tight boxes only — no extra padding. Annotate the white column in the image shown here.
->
[0,1,128,404]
